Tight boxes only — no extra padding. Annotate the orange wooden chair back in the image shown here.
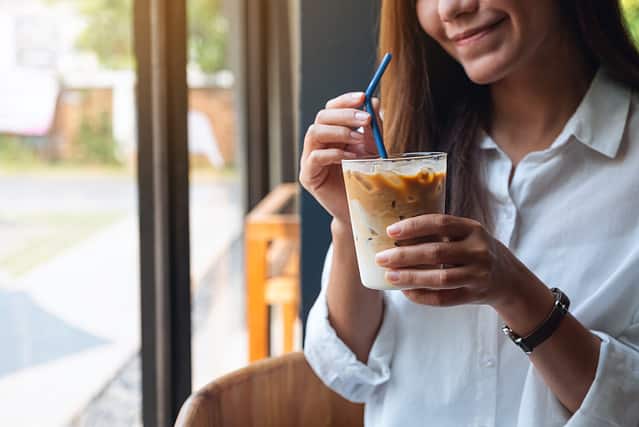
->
[175,352,364,427]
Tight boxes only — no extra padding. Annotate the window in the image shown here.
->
[186,0,246,389]
[1,0,307,424]
[0,0,141,424]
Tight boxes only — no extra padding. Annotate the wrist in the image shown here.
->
[493,275,556,337]
[331,217,352,239]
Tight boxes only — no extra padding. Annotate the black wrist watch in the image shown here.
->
[502,288,570,355]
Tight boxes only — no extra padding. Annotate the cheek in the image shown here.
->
[416,0,449,48]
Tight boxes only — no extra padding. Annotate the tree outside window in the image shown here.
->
[51,0,229,73]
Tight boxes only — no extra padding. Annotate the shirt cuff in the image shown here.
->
[566,330,639,427]
[304,288,396,403]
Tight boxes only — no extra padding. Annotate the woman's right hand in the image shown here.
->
[299,92,380,224]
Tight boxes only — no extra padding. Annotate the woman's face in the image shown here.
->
[416,0,564,84]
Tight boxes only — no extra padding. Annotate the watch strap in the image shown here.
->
[502,288,570,354]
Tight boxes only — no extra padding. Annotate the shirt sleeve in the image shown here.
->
[566,326,639,427]
[303,245,397,403]
[517,321,639,427]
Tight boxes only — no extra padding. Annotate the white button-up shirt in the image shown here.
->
[304,69,639,427]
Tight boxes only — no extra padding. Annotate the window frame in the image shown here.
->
[134,0,192,424]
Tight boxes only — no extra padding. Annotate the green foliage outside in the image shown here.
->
[623,0,639,44]
[74,111,121,165]
[0,111,120,167]
[74,0,134,69]
[49,0,228,73]
[0,135,40,165]
[189,0,229,74]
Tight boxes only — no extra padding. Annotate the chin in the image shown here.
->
[459,54,513,85]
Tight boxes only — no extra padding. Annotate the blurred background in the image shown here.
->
[1,0,240,425]
[2,0,639,426]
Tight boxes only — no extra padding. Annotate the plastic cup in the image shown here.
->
[342,152,447,290]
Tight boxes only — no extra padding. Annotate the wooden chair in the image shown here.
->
[245,184,300,361]
[174,352,364,427]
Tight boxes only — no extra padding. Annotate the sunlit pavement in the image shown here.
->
[0,173,243,426]
[71,239,248,426]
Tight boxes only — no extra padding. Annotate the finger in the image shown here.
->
[326,92,366,109]
[362,97,383,130]
[306,148,357,169]
[315,108,371,128]
[304,124,365,151]
[385,265,477,290]
[401,288,471,307]
[388,214,479,241]
[375,241,474,269]
[349,141,378,156]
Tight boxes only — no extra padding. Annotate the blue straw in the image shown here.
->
[365,53,392,99]
[364,53,392,158]
[365,99,387,158]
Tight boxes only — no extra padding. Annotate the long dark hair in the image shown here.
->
[379,0,639,226]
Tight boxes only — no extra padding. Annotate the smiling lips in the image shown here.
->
[450,17,507,45]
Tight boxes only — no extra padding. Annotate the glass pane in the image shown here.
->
[0,0,141,425]
[187,0,247,390]
[188,0,302,393]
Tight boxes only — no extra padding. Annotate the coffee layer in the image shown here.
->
[343,168,446,290]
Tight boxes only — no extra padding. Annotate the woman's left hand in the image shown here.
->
[375,214,538,309]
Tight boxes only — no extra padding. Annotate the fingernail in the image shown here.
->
[355,111,369,122]
[386,271,400,283]
[351,92,363,100]
[387,223,401,237]
[375,251,390,266]
[350,131,364,140]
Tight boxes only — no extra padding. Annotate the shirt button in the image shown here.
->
[483,359,495,368]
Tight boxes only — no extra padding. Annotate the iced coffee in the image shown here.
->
[342,153,447,290]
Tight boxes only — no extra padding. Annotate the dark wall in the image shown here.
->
[298,1,380,328]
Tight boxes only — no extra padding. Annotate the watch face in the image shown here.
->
[551,288,571,310]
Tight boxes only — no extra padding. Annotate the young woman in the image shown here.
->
[299,1,639,426]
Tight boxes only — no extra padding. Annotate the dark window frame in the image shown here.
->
[134,0,192,425]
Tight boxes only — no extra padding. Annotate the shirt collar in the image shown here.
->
[478,68,632,159]
[478,131,497,150]
[570,68,631,158]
